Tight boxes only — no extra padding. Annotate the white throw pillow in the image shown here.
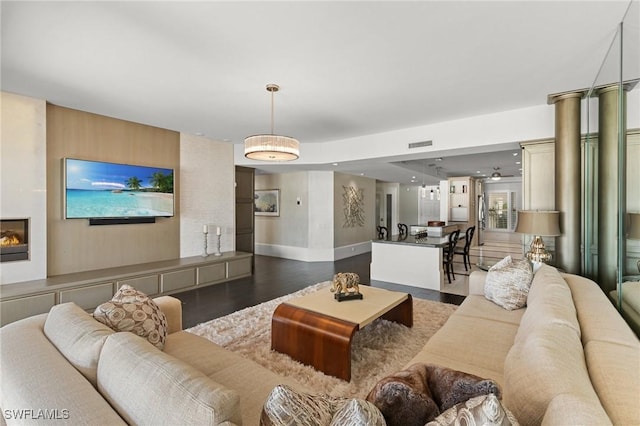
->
[484,256,533,310]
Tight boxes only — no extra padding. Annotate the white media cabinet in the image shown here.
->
[0,252,252,326]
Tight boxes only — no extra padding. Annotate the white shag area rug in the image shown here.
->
[186,282,457,398]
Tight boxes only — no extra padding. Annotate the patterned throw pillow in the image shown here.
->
[260,385,385,426]
[93,285,168,350]
[426,394,519,426]
[484,256,533,310]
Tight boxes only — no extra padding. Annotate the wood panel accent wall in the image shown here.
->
[46,105,180,275]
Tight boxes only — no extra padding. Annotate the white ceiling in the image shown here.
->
[2,1,638,183]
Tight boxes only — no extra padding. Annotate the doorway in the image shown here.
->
[486,191,517,231]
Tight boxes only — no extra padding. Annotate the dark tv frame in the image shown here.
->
[63,158,175,224]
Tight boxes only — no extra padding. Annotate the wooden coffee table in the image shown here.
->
[271,285,413,381]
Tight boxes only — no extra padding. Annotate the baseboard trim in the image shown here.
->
[255,241,371,262]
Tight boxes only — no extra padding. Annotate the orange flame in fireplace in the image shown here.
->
[1,234,21,246]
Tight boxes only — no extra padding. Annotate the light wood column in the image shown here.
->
[552,92,582,274]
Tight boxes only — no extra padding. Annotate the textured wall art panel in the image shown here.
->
[343,186,364,228]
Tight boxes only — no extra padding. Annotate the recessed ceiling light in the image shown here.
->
[332,163,339,166]
[516,161,521,165]
[435,158,443,162]
[513,152,519,156]
[360,173,365,176]
[476,171,481,174]
[412,176,416,179]
[195,132,204,136]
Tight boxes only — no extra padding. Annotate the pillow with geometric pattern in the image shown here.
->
[93,285,168,350]
[484,256,533,310]
[426,393,519,426]
[261,384,385,426]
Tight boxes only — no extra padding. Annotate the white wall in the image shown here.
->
[180,134,235,257]
[254,171,312,259]
[255,171,375,261]
[399,185,419,226]
[0,92,47,284]
[308,171,334,256]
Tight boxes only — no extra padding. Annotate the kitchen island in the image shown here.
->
[370,234,454,291]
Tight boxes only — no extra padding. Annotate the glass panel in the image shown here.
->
[584,1,639,328]
[623,2,640,306]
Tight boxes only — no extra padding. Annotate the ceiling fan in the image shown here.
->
[490,167,514,181]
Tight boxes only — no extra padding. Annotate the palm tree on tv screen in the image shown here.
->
[126,176,142,190]
[150,171,174,193]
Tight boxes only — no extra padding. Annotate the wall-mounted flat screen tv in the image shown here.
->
[64,158,175,219]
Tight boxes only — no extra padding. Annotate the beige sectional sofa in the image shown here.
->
[408,265,640,425]
[0,296,309,425]
[2,265,639,425]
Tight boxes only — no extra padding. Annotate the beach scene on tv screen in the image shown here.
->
[65,159,174,218]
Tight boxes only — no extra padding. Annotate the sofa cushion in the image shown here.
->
[1,314,127,425]
[515,265,581,343]
[165,330,313,425]
[484,256,533,310]
[43,302,114,386]
[426,393,518,426]
[98,332,241,426]
[584,340,640,426]
[504,323,605,425]
[260,384,385,426]
[408,314,518,381]
[541,393,612,426]
[455,295,525,326]
[93,284,167,350]
[564,274,640,346]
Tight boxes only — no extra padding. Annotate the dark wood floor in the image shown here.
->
[174,253,466,329]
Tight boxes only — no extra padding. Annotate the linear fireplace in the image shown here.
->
[1,218,29,262]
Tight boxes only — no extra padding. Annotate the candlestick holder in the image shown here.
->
[214,234,222,256]
[202,232,209,257]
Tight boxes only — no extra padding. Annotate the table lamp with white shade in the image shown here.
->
[515,211,561,269]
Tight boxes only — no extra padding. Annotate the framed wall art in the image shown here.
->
[254,189,280,216]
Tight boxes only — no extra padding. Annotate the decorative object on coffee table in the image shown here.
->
[330,272,363,301]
